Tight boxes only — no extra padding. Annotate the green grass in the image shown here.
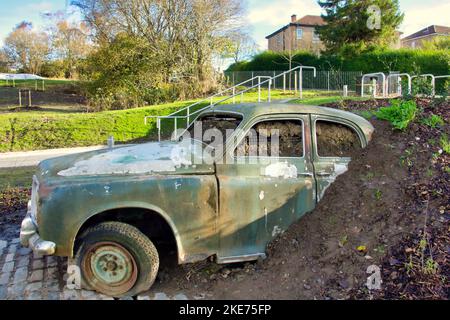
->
[0,89,357,152]
[0,167,35,191]
[0,79,78,90]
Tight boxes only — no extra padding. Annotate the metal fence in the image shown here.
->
[224,70,363,92]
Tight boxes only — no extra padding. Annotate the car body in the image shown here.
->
[20,103,374,296]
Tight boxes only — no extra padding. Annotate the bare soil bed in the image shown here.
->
[0,98,448,300]
[0,85,87,113]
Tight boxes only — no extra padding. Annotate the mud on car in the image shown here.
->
[20,103,374,297]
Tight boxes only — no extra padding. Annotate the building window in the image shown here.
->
[296,28,303,40]
[313,30,320,41]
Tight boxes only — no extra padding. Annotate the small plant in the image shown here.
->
[440,134,450,154]
[374,189,382,201]
[376,99,418,130]
[424,258,439,275]
[421,114,444,128]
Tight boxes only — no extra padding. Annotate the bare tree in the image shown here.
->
[73,0,247,91]
[44,11,92,78]
[3,22,50,74]
[221,30,257,63]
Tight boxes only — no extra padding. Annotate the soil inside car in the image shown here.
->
[1,98,448,300]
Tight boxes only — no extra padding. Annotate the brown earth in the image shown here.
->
[1,98,448,300]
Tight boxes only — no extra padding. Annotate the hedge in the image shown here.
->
[227,49,450,76]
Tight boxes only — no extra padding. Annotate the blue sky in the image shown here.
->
[0,0,449,49]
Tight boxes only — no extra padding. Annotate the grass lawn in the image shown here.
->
[0,89,370,152]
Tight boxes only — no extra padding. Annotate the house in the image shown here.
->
[402,25,450,49]
[266,14,403,53]
[266,15,326,54]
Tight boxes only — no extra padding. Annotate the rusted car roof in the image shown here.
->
[211,102,371,127]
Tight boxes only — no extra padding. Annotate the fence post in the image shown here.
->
[327,71,330,92]
[18,90,22,107]
[294,72,298,94]
[299,71,303,99]
[258,76,261,102]
[252,72,254,87]
[28,90,31,107]
[268,79,272,102]
[343,85,348,97]
[232,87,236,104]
[372,79,377,97]
[273,71,276,89]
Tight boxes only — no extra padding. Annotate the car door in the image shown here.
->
[311,116,364,201]
[215,115,316,263]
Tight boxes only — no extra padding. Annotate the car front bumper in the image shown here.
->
[20,212,56,256]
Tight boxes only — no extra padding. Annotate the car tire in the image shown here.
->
[75,221,159,297]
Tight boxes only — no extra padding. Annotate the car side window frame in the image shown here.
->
[229,115,307,161]
[312,116,365,161]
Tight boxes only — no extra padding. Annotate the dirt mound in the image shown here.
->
[168,98,449,300]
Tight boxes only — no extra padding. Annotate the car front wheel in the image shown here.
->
[75,221,159,297]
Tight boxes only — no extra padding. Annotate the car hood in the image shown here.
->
[38,139,212,180]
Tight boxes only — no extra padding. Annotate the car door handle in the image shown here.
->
[298,173,314,178]
[316,172,332,177]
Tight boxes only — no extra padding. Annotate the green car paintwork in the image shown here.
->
[33,103,374,264]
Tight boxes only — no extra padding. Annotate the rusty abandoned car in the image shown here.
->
[20,103,374,297]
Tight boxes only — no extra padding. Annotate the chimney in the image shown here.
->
[291,14,297,23]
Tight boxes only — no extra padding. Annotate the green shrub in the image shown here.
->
[376,99,418,130]
[441,134,450,154]
[421,114,445,128]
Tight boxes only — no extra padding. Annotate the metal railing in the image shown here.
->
[145,66,317,141]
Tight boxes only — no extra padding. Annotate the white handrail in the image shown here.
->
[412,74,436,96]
[362,73,386,98]
[145,65,317,141]
[387,73,412,96]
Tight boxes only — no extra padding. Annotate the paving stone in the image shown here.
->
[29,269,44,282]
[0,285,6,300]
[99,294,114,300]
[13,267,28,284]
[174,293,188,300]
[119,296,133,300]
[17,256,29,268]
[8,245,17,254]
[46,267,58,279]
[46,256,58,267]
[5,253,15,263]
[32,259,44,270]
[61,288,80,300]
[18,247,32,256]
[46,280,60,292]
[33,252,44,260]
[0,273,11,286]
[47,291,60,300]
[25,282,43,293]
[26,291,43,300]
[0,240,8,251]
[154,292,169,300]
[137,295,151,300]
[2,262,14,273]
[80,290,98,299]
[8,282,26,298]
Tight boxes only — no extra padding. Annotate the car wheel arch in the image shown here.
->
[71,205,185,264]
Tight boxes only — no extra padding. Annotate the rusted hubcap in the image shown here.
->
[83,242,138,296]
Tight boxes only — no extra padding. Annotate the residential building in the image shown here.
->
[402,25,450,49]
